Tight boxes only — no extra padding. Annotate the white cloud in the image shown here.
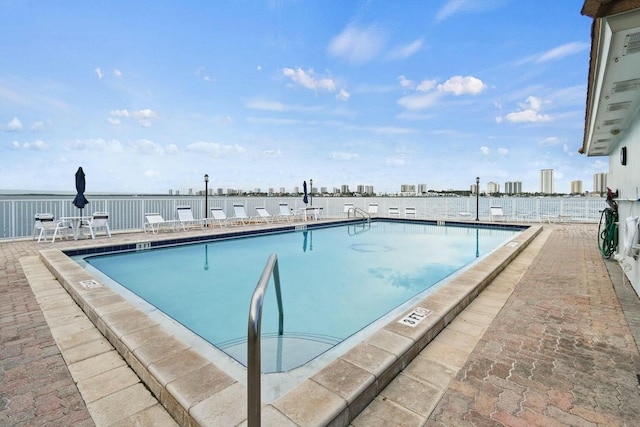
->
[327,24,385,64]
[263,150,282,158]
[108,109,159,127]
[497,96,553,123]
[537,42,589,63]
[166,144,179,155]
[29,121,46,131]
[435,0,504,22]
[70,138,123,152]
[336,88,350,101]
[7,117,22,131]
[438,76,486,95]
[387,38,424,60]
[185,141,247,157]
[330,151,358,161]
[398,75,414,89]
[480,146,490,155]
[95,67,103,79]
[114,69,122,77]
[497,148,508,155]
[246,99,285,111]
[417,79,437,92]
[132,139,164,155]
[11,139,48,150]
[397,91,442,110]
[539,136,563,146]
[282,67,337,93]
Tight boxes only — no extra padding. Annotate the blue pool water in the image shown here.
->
[84,221,520,372]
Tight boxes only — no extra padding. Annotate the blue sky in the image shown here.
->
[0,0,604,194]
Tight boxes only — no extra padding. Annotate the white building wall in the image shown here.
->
[610,106,640,295]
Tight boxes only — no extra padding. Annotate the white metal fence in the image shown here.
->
[0,195,606,241]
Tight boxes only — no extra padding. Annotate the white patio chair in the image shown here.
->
[176,205,203,230]
[368,204,378,217]
[80,212,112,239]
[490,206,507,222]
[276,203,296,222]
[33,213,54,240]
[231,203,250,225]
[405,207,416,218]
[208,207,228,227]
[37,216,71,243]
[144,213,174,233]
[388,207,399,217]
[344,203,354,217]
[255,207,274,223]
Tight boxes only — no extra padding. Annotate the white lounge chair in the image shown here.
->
[176,205,203,230]
[368,204,378,217]
[490,206,507,222]
[144,213,174,233]
[405,207,416,218]
[208,207,228,227]
[37,215,71,243]
[276,203,296,222]
[255,207,274,223]
[388,207,399,217]
[33,213,54,240]
[344,203,354,217]
[231,203,250,225]
[80,212,111,239]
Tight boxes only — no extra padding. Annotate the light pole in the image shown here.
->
[204,174,209,220]
[475,177,480,221]
[310,179,313,206]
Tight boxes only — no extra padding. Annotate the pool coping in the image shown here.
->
[38,219,541,426]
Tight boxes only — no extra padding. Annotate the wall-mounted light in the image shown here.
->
[620,146,627,166]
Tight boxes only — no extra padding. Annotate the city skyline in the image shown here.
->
[1,1,606,194]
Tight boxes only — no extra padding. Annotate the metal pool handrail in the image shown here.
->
[348,206,370,223]
[247,253,284,426]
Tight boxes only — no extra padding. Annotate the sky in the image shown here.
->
[0,0,606,195]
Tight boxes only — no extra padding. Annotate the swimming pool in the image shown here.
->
[80,221,520,375]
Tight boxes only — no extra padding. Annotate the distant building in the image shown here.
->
[400,184,416,193]
[570,180,583,194]
[417,184,427,195]
[540,169,554,194]
[504,181,522,195]
[341,184,350,194]
[216,188,224,196]
[593,172,607,195]
[487,181,500,195]
[279,187,285,194]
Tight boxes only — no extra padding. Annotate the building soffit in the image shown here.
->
[581,0,640,156]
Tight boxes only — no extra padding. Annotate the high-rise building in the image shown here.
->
[593,172,607,195]
[417,184,427,195]
[487,181,500,195]
[341,184,350,194]
[400,184,416,193]
[504,181,522,195]
[570,180,583,194]
[540,169,554,194]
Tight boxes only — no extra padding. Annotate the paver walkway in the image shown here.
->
[0,238,93,425]
[426,224,640,426]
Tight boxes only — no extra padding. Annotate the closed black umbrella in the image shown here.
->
[72,167,89,213]
[303,180,308,205]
